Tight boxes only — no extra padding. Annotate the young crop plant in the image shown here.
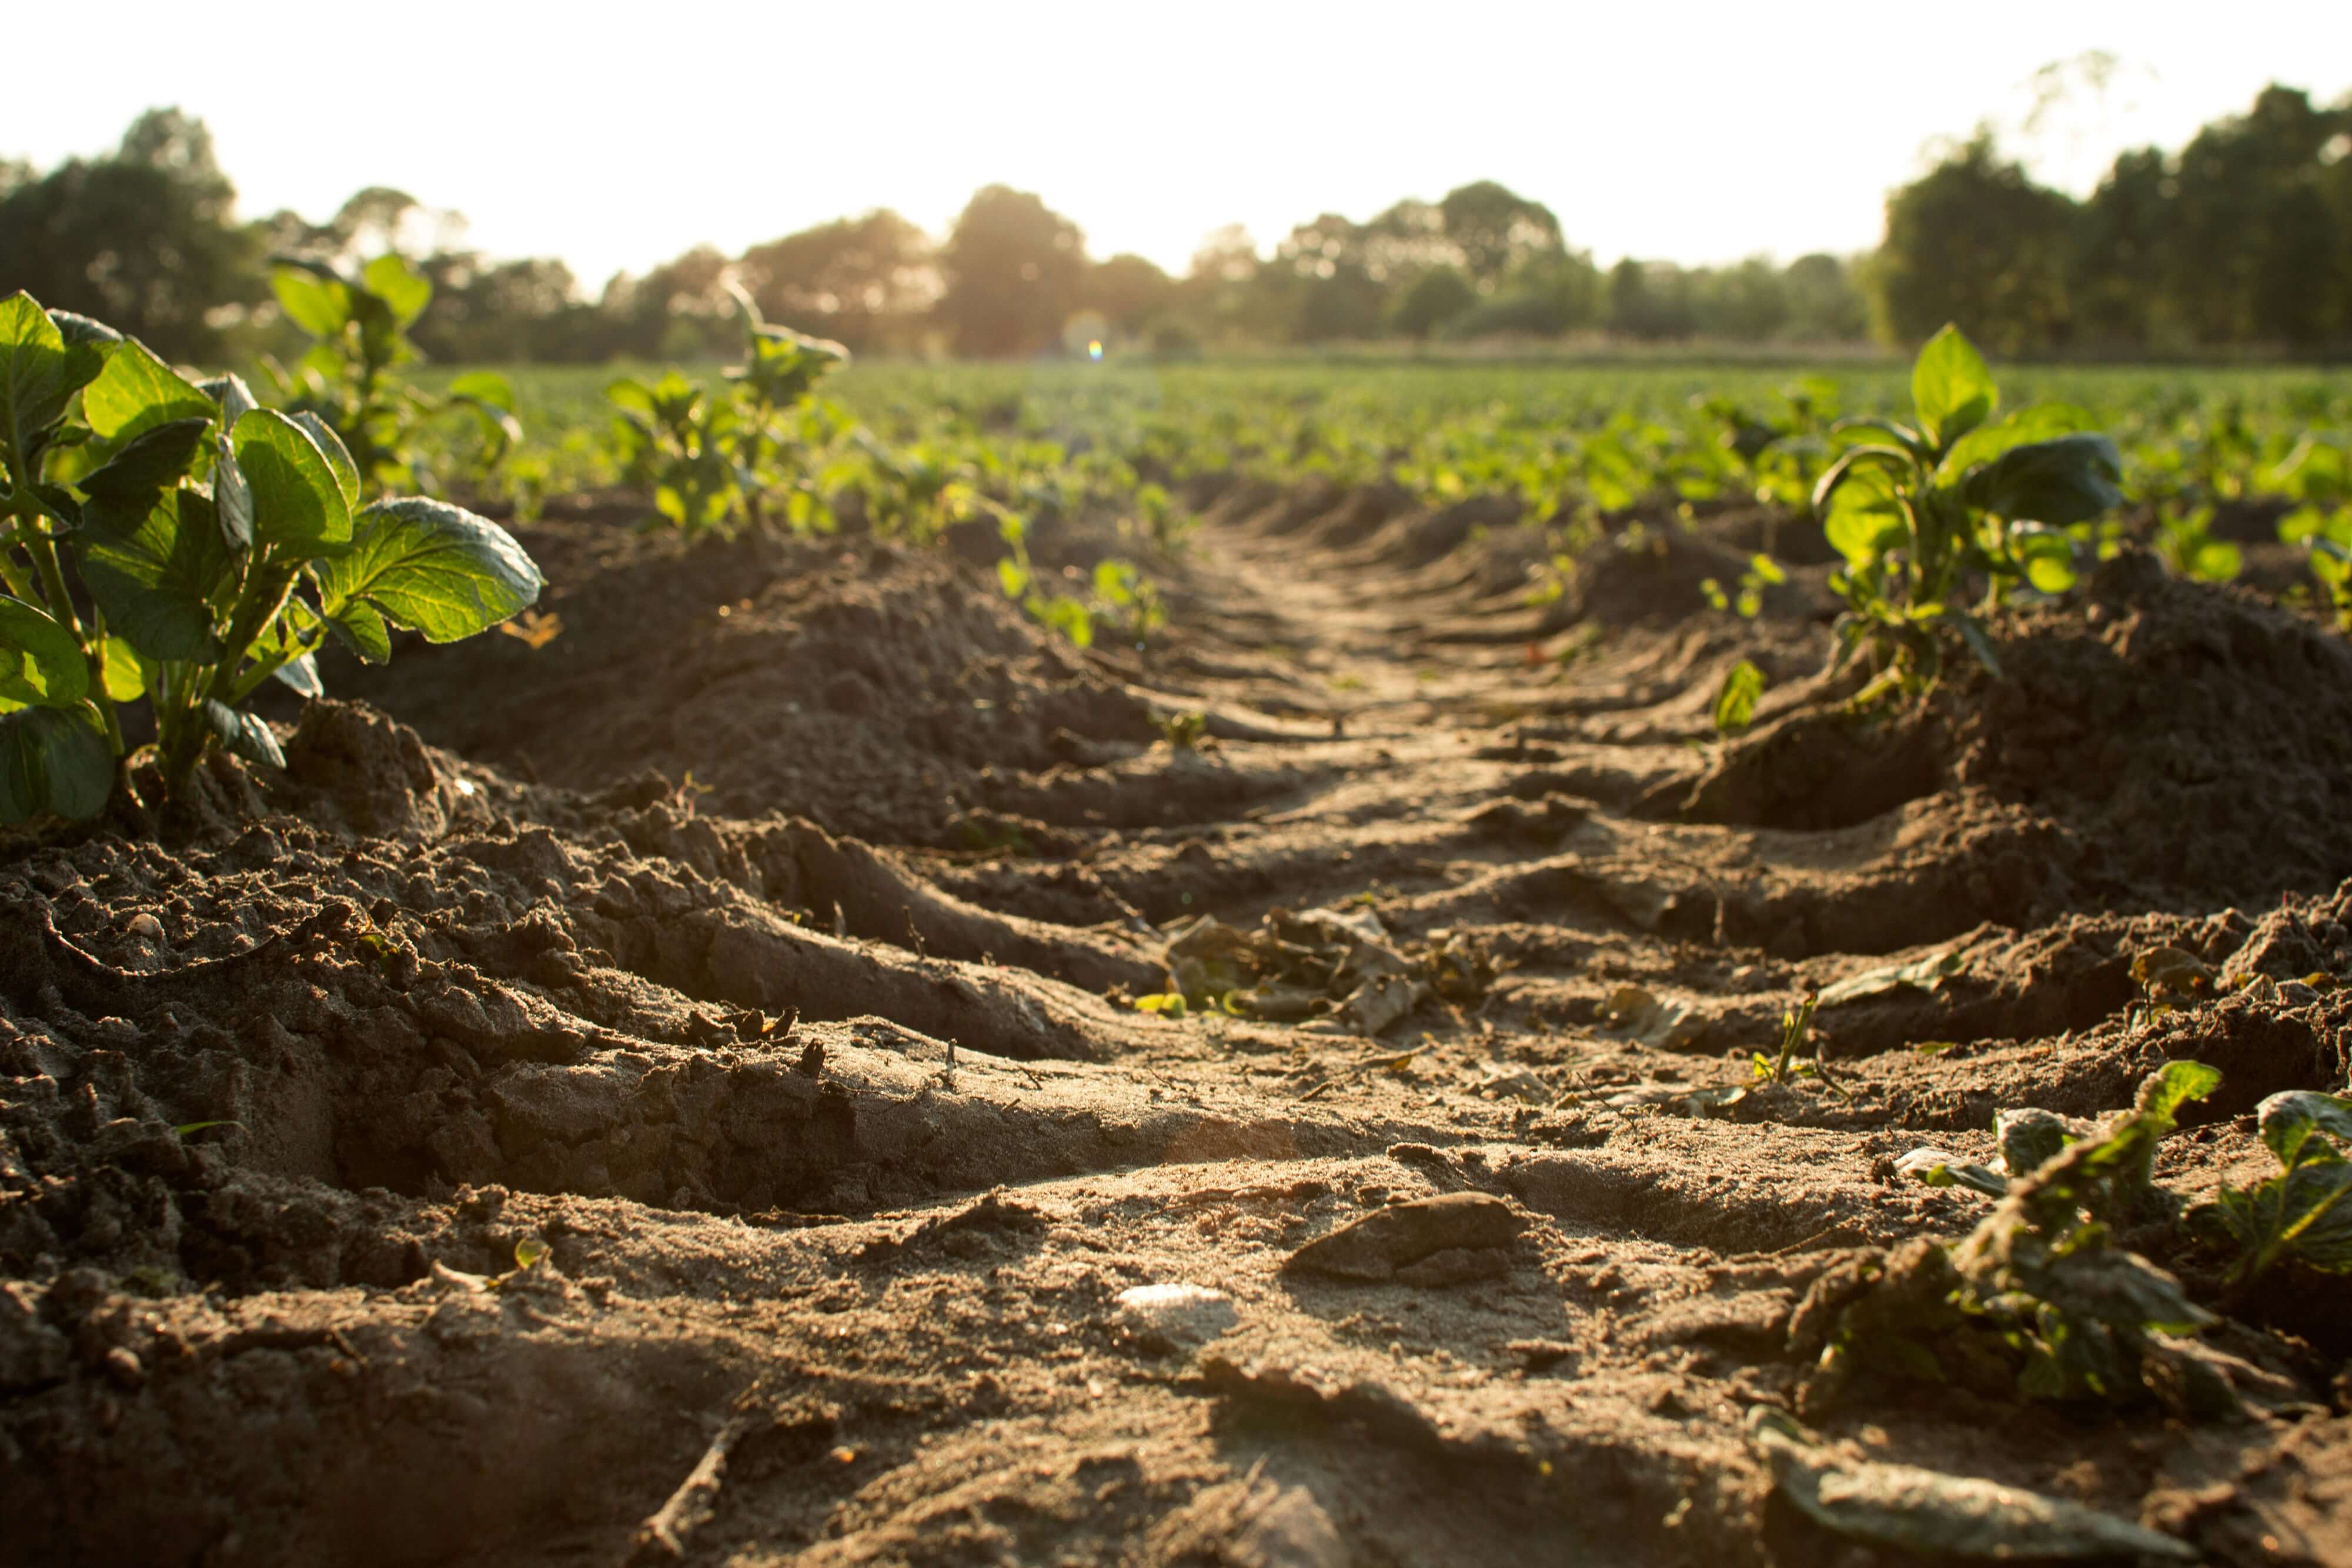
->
[266,253,521,493]
[606,286,849,538]
[1813,325,2124,686]
[1803,1062,2224,1411]
[0,291,543,823]
[2193,1089,2352,1289]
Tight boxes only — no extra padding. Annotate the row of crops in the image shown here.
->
[7,248,2351,828]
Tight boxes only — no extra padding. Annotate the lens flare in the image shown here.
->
[1088,340,1103,361]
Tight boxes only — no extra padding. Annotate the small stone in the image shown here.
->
[103,1345,145,1388]
[1116,1283,1239,1353]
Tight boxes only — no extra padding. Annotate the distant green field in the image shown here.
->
[415,358,2352,528]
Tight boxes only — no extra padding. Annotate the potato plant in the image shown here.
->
[1814,325,2126,684]
[267,253,522,493]
[606,287,849,537]
[0,291,543,823]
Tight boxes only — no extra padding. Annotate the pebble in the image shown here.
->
[1115,1282,1239,1353]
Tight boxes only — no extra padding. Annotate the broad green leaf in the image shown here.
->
[316,497,543,645]
[272,649,323,699]
[0,704,113,823]
[0,596,89,710]
[47,309,121,404]
[0,292,73,466]
[1712,658,1765,734]
[79,417,209,507]
[2257,1091,2352,1172]
[231,409,352,551]
[1937,405,2094,484]
[213,435,255,549]
[1910,325,1997,449]
[271,267,353,337]
[361,253,432,329]
[203,700,286,769]
[446,370,514,412]
[2137,1059,2221,1136]
[82,340,213,443]
[1821,459,1907,569]
[78,487,230,661]
[1964,435,2126,526]
[99,634,148,704]
[605,377,657,419]
[198,372,259,429]
[2010,524,2079,593]
[324,598,391,663]
[288,412,360,510]
[2277,1163,2352,1271]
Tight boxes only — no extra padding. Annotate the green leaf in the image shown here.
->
[0,596,90,710]
[287,412,359,511]
[0,704,113,823]
[47,309,119,410]
[1946,611,2004,678]
[606,377,657,419]
[325,599,391,664]
[316,497,543,646]
[0,291,74,466]
[203,700,285,769]
[446,370,515,412]
[2010,524,2079,593]
[272,649,323,699]
[79,417,210,509]
[1820,457,1908,570]
[1964,434,2126,526]
[2137,1059,2221,1137]
[1910,325,1997,449]
[82,340,213,444]
[213,434,255,549]
[231,409,352,552]
[361,254,433,329]
[77,487,230,661]
[1936,405,2094,485]
[198,372,259,429]
[271,266,353,338]
[1712,658,1765,735]
[100,634,148,703]
[2257,1091,2352,1172]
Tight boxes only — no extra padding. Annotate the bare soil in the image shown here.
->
[4,480,2348,1566]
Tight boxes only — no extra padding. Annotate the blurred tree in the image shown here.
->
[1873,133,2076,354]
[2070,148,2173,348]
[1781,253,1870,341]
[1690,256,1792,340]
[737,209,935,352]
[1269,213,1388,341]
[937,186,1086,356]
[2160,85,2349,347]
[1083,253,1176,336]
[1609,259,1698,339]
[1389,266,1478,338]
[0,107,261,361]
[1438,180,1564,286]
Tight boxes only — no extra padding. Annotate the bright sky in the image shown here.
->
[13,2,2350,294]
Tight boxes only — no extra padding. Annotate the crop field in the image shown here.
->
[8,270,2352,1568]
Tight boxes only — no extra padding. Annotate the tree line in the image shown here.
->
[4,85,2346,365]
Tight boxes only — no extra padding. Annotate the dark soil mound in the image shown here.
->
[329,520,1160,843]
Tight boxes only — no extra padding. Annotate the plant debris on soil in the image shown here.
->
[4,477,2349,1566]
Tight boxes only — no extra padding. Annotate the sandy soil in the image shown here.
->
[4,479,2348,1566]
